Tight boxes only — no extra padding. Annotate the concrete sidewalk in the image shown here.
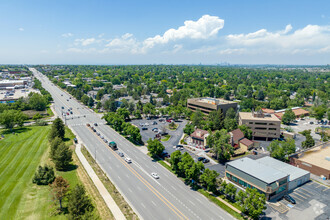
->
[75,144,126,220]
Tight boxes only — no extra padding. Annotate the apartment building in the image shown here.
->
[238,110,281,140]
[187,97,237,115]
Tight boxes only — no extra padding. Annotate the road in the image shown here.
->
[30,68,233,220]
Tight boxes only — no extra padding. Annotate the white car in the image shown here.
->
[151,172,159,179]
[125,157,132,163]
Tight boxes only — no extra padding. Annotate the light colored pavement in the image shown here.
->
[75,143,126,220]
[31,68,234,220]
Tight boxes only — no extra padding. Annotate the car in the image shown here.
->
[61,106,64,109]
[67,99,69,101]
[94,123,98,126]
[118,152,124,157]
[86,123,90,127]
[159,119,164,122]
[310,121,314,124]
[140,123,144,127]
[151,172,159,179]
[283,195,296,204]
[142,127,148,130]
[104,139,108,143]
[152,121,158,125]
[73,138,78,143]
[203,158,210,163]
[96,132,100,136]
[92,128,96,132]
[100,136,104,139]
[69,97,71,99]
[125,157,132,163]
[66,112,69,115]
[198,157,205,161]
[61,94,63,96]
[152,128,158,132]
[70,111,73,114]
[166,119,172,123]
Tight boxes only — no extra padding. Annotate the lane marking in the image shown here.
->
[293,192,307,199]
[141,203,145,208]
[151,201,156,206]
[128,188,132,193]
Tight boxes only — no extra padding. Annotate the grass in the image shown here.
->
[46,106,54,118]
[81,146,138,220]
[161,134,171,142]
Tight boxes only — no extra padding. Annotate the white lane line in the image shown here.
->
[141,203,146,208]
[171,185,176,190]
[117,176,121,180]
[151,200,156,206]
[128,188,132,193]
[126,174,130,179]
[137,186,141,191]
[189,200,195,206]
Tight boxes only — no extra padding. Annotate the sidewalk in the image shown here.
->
[75,144,126,220]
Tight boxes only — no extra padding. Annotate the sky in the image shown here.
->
[0,0,330,65]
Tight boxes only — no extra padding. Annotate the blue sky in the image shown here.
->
[1,0,329,65]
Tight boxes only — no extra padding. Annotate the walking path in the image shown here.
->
[75,143,126,220]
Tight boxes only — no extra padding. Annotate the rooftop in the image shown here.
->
[188,97,236,105]
[239,112,280,122]
[298,145,330,170]
[227,157,288,184]
[239,138,254,146]
[257,156,309,182]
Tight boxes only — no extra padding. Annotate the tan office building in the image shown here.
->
[187,97,237,115]
[239,111,281,140]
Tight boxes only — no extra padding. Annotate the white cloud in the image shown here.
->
[18,28,24,31]
[74,38,96,46]
[62,33,73,37]
[143,15,224,49]
[105,33,141,53]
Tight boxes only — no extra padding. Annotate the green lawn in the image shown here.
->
[161,134,171,142]
[0,126,80,219]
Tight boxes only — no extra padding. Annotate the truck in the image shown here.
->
[109,141,118,150]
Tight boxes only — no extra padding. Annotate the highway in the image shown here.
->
[30,68,233,220]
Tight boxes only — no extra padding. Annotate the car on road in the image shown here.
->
[142,127,148,130]
[61,106,64,109]
[61,94,63,96]
[96,132,100,136]
[151,172,159,179]
[86,123,90,127]
[125,157,132,163]
[70,111,73,114]
[67,99,69,101]
[152,128,158,132]
[198,157,205,161]
[159,119,165,122]
[66,112,69,115]
[118,152,124,157]
[94,123,98,126]
[100,136,104,139]
[203,158,210,163]
[166,119,172,123]
[283,195,296,204]
[310,121,314,124]
[104,139,108,143]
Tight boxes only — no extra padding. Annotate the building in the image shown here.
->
[257,157,310,191]
[0,80,27,89]
[225,157,289,200]
[239,138,254,152]
[290,144,330,180]
[239,110,281,141]
[225,156,310,200]
[187,97,238,115]
[274,107,309,120]
[229,128,244,146]
[190,129,209,149]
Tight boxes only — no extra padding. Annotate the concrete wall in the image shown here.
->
[288,173,310,191]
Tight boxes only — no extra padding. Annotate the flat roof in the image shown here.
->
[298,145,330,170]
[227,157,288,184]
[188,97,236,105]
[239,112,280,122]
[257,156,309,181]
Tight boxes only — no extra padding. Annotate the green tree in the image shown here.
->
[268,138,295,161]
[50,137,63,160]
[238,124,252,139]
[302,134,315,149]
[32,113,43,120]
[49,176,69,210]
[224,118,237,131]
[49,117,65,140]
[103,99,117,112]
[170,150,182,173]
[208,129,234,162]
[191,109,204,128]
[32,165,55,185]
[0,110,27,129]
[117,107,130,121]
[200,168,219,193]
[88,97,94,107]
[242,188,266,220]
[185,162,204,187]
[224,183,237,201]
[53,143,73,170]
[314,105,326,120]
[147,139,165,157]
[81,94,89,106]
[29,92,47,111]
[183,123,194,135]
[257,90,265,100]
[226,108,236,119]
[282,109,296,125]
[68,184,95,220]
[208,109,224,130]
[177,152,194,177]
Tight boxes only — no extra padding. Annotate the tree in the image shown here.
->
[88,97,94,107]
[314,105,326,120]
[268,138,295,161]
[170,150,182,173]
[81,94,89,106]
[177,152,194,177]
[147,139,165,157]
[208,109,224,130]
[29,92,47,111]
[49,117,65,140]
[191,109,204,128]
[0,110,27,129]
[238,125,252,140]
[257,90,265,100]
[117,107,130,121]
[282,109,296,125]
[68,184,94,220]
[185,162,204,187]
[224,118,237,131]
[302,134,315,149]
[103,99,117,112]
[183,123,194,135]
[33,113,43,120]
[53,143,73,170]
[50,137,63,160]
[226,108,236,119]
[242,188,266,220]
[207,129,234,162]
[49,176,69,210]
[224,183,237,201]
[200,168,219,193]
[32,165,55,185]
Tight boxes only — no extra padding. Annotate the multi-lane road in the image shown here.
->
[30,68,233,220]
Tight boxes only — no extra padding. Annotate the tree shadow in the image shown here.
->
[59,164,78,172]
[63,137,71,142]
[1,127,32,135]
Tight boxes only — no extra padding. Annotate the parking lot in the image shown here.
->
[265,181,330,219]
[282,118,323,142]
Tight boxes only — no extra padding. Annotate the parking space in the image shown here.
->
[266,180,330,219]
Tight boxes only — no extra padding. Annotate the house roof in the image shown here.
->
[239,138,254,147]
[227,157,288,184]
[190,129,209,140]
[275,108,309,120]
[230,129,244,143]
[262,108,275,114]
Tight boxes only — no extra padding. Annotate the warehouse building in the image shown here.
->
[225,156,310,200]
[187,97,237,115]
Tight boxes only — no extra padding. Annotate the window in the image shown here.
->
[255,127,267,130]
[269,128,277,130]
[226,173,232,179]
[249,122,253,124]
[255,122,267,125]
[279,179,287,185]
[269,123,276,125]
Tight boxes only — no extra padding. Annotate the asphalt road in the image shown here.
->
[30,68,233,220]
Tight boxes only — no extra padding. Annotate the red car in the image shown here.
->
[66,112,69,115]
[166,119,172,123]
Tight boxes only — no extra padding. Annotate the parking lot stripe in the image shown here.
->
[322,187,329,192]
[296,190,311,197]
[299,188,313,195]
[293,192,307,199]
[290,194,303,202]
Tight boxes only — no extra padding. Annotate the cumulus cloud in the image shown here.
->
[18,28,24,31]
[62,33,73,37]
[74,38,96,46]
[105,33,141,53]
[143,15,224,49]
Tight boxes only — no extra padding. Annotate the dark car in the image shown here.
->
[152,121,158,125]
[203,158,210,163]
[73,138,78,144]
[142,127,148,130]
[283,195,296,204]
[197,157,205,161]
[94,123,98,126]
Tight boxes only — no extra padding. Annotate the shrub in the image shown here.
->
[32,165,55,185]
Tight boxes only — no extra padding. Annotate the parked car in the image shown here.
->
[104,139,108,143]
[152,121,158,125]
[283,195,296,204]
[310,121,314,124]
[125,157,132,163]
[198,157,205,161]
[66,112,69,115]
[142,127,148,130]
[86,123,90,127]
[203,158,210,163]
[151,172,159,179]
[73,138,78,143]
[118,152,124,157]
[159,119,165,122]
[94,123,98,126]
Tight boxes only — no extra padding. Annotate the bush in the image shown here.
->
[32,165,55,185]
[33,113,43,120]
[35,119,48,126]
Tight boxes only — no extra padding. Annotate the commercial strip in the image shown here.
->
[225,156,309,200]
[238,110,281,141]
[187,97,237,115]
[290,143,330,180]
